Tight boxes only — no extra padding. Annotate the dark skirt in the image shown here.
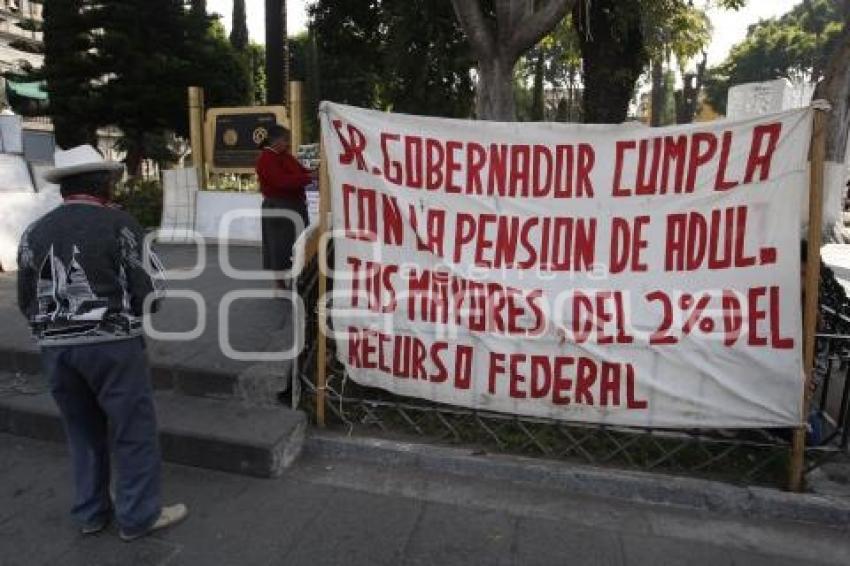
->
[261,197,309,272]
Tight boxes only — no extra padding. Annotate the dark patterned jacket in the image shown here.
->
[16,201,164,346]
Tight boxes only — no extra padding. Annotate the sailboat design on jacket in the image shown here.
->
[35,245,109,324]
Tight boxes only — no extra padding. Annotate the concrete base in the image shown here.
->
[0,373,306,478]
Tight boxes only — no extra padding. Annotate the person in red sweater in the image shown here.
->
[256,125,315,289]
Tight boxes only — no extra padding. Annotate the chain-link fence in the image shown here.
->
[295,250,850,488]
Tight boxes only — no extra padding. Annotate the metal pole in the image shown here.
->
[789,107,828,492]
[316,137,331,427]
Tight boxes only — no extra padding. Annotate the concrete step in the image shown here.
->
[0,346,294,403]
[0,372,306,478]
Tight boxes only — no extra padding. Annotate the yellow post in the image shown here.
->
[316,137,331,427]
[289,81,304,151]
[789,107,828,492]
[187,86,206,190]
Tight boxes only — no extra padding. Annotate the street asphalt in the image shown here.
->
[1,433,848,566]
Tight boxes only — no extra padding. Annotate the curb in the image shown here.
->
[0,347,242,399]
[0,383,307,478]
[304,431,850,527]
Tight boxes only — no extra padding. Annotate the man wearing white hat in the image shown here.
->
[16,145,187,541]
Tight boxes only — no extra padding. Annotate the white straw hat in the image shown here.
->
[43,145,124,184]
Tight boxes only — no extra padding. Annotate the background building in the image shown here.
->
[0,0,45,115]
[0,0,43,73]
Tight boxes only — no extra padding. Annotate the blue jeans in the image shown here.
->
[42,337,161,535]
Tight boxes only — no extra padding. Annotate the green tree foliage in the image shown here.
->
[309,0,383,109]
[706,0,844,114]
[226,0,258,108]
[643,0,714,66]
[308,0,474,118]
[289,32,318,142]
[113,178,164,229]
[41,0,100,147]
[248,43,268,105]
[515,17,582,121]
[41,1,252,175]
[516,0,739,124]
[190,18,254,109]
[307,0,740,124]
[95,0,196,175]
[288,30,322,142]
[380,0,475,117]
[643,0,712,125]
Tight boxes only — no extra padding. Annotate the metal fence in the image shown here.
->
[295,250,850,488]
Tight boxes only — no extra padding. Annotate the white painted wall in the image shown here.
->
[159,168,199,242]
[193,187,319,244]
[0,188,61,271]
[195,191,263,244]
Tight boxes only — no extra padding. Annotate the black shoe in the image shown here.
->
[80,517,110,536]
[119,504,188,542]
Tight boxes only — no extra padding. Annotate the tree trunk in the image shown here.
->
[676,54,707,125]
[813,12,850,242]
[451,0,576,121]
[125,145,144,179]
[265,0,287,105]
[231,0,249,51]
[690,54,708,121]
[567,65,579,121]
[574,0,648,124]
[531,50,545,120]
[190,0,206,16]
[555,98,568,121]
[817,23,850,164]
[477,57,517,121]
[650,57,664,126]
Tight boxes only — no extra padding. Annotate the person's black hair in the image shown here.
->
[261,124,290,148]
[59,171,114,199]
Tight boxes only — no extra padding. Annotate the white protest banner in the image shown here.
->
[320,102,811,429]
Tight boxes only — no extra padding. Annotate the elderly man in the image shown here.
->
[16,145,187,541]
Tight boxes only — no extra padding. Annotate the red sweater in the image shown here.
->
[256,148,311,200]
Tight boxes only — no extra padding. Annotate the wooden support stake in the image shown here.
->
[288,81,304,151]
[316,138,331,428]
[187,86,206,190]
[789,107,828,492]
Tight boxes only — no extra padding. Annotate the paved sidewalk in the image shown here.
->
[1,433,847,566]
